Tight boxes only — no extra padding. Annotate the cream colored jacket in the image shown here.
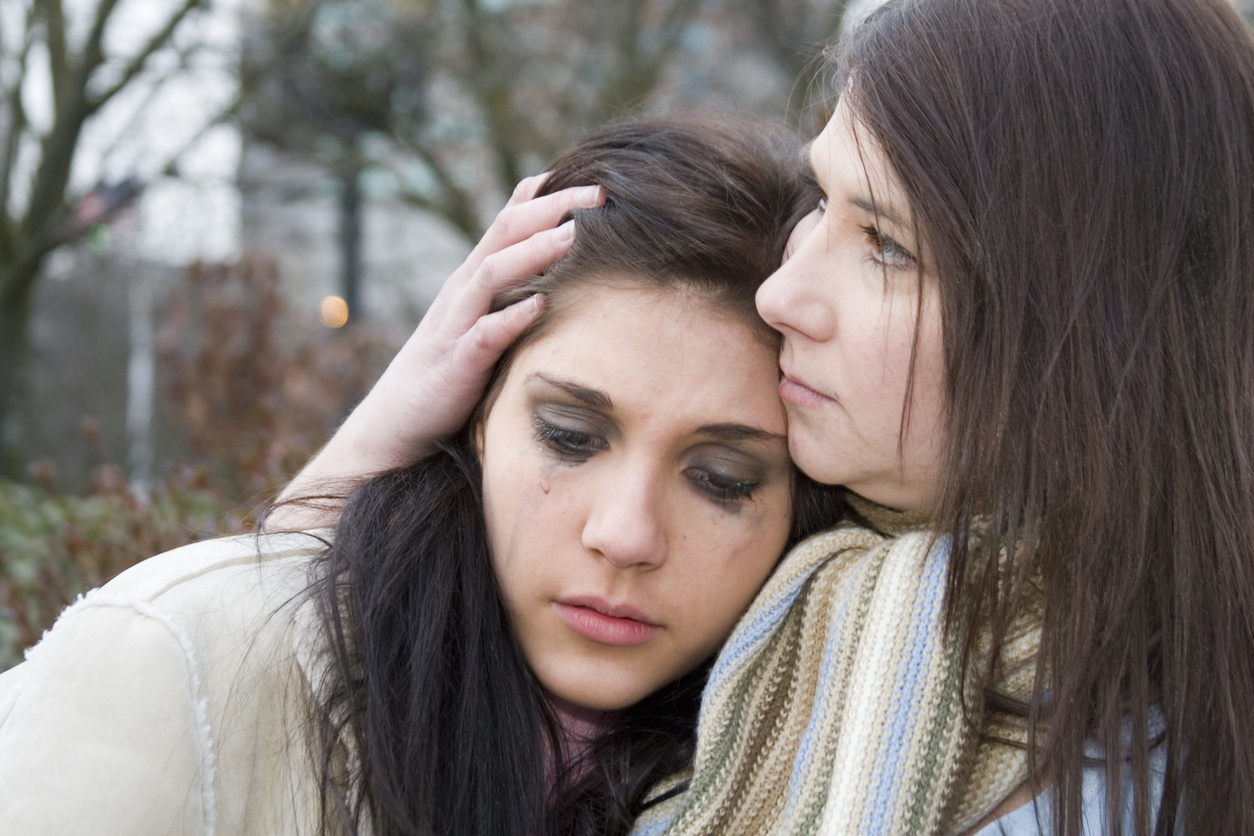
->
[0,532,332,835]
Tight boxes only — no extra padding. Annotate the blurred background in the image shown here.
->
[1,0,1251,669]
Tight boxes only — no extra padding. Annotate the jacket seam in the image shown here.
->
[26,591,218,836]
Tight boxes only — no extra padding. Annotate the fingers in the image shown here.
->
[471,184,604,261]
[506,173,550,207]
[448,221,575,330]
[424,180,602,341]
[460,293,546,372]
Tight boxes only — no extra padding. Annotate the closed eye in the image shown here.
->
[534,415,607,461]
[684,466,762,510]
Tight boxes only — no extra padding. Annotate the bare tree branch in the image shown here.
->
[0,17,34,257]
[86,0,205,116]
[639,0,702,94]
[93,42,200,176]
[390,136,483,240]
[16,0,123,254]
[154,90,240,180]
[591,0,702,124]
[460,0,523,190]
[77,0,124,91]
[35,0,69,109]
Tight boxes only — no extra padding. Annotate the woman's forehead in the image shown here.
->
[506,284,787,433]
[810,99,915,232]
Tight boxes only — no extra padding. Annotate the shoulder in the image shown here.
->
[18,529,335,740]
[26,530,328,662]
[0,531,332,834]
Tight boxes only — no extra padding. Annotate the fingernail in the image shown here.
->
[528,293,545,313]
[557,220,576,242]
[577,185,605,207]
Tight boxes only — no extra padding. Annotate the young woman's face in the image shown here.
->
[756,98,946,512]
[478,284,793,712]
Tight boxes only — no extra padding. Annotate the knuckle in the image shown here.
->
[491,206,518,242]
[469,319,498,351]
[476,255,498,287]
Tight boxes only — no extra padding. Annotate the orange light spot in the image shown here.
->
[320,295,350,328]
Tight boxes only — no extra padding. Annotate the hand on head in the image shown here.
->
[269,177,605,528]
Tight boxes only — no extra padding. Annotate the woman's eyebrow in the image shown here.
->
[527,373,613,411]
[696,423,787,444]
[849,194,907,229]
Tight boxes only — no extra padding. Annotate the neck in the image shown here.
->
[543,691,611,792]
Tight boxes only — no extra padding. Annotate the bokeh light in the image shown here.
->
[320,295,350,328]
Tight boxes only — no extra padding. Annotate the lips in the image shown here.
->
[554,597,662,646]
[778,370,833,407]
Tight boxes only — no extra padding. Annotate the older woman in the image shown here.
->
[281,1,1254,834]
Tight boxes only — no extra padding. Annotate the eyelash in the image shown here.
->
[860,224,916,269]
[817,195,917,270]
[534,415,605,460]
[684,468,763,508]
[533,415,762,508]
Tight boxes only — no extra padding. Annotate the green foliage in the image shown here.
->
[0,467,251,671]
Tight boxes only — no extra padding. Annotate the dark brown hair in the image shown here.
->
[305,114,844,836]
[482,115,811,395]
[840,0,1254,833]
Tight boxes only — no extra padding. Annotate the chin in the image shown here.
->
[544,671,655,714]
[787,432,844,487]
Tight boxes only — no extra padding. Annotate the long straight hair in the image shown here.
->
[840,1,1254,833]
[299,115,847,836]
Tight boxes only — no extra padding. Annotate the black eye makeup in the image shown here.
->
[683,446,772,512]
[522,374,784,513]
[684,467,763,507]
[532,408,610,462]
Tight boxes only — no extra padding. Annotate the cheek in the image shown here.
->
[481,443,570,596]
[669,487,793,655]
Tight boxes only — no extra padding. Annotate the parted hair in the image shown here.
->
[301,114,845,836]
[841,0,1254,833]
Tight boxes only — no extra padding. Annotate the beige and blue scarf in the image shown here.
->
[633,502,1041,836]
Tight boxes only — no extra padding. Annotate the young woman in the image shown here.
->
[286,1,1254,834]
[0,117,843,835]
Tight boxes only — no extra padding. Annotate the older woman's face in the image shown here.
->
[478,284,793,711]
[756,98,946,512]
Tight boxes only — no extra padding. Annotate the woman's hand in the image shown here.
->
[269,177,605,528]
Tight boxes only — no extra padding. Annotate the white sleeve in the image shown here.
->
[0,602,212,836]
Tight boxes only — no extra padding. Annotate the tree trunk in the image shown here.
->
[339,164,363,323]
[0,286,34,477]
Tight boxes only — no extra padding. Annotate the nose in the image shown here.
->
[581,463,668,570]
[755,227,835,342]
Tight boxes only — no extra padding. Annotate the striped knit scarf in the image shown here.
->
[631,501,1041,836]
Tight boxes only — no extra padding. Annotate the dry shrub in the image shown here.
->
[0,464,249,670]
[0,257,399,670]
[159,258,394,504]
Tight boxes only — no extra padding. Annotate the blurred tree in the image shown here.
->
[731,0,848,130]
[0,0,235,474]
[241,0,850,291]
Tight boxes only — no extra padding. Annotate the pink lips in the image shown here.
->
[554,597,662,646]
[778,371,833,407]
